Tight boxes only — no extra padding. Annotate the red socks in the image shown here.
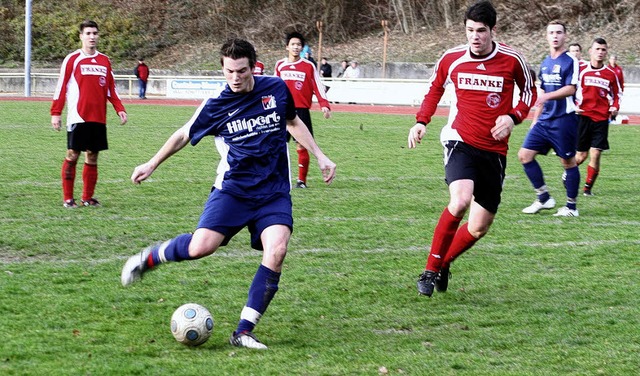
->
[61,159,77,201]
[425,207,462,272]
[585,165,599,190]
[442,223,479,269]
[82,163,98,201]
[297,148,310,183]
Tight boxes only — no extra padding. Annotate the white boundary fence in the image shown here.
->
[1,73,638,114]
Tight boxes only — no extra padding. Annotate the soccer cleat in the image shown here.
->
[435,267,451,293]
[522,197,556,214]
[416,270,437,297]
[229,331,268,350]
[553,206,579,217]
[63,199,78,208]
[583,189,594,196]
[81,198,101,207]
[295,180,307,189]
[121,245,154,286]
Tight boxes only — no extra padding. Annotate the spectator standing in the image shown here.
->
[408,1,536,297]
[134,57,149,99]
[319,58,332,78]
[575,38,622,196]
[343,60,361,78]
[518,20,580,217]
[336,60,348,78]
[50,20,127,208]
[274,32,331,188]
[121,38,336,350]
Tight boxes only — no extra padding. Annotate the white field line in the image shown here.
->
[2,238,639,265]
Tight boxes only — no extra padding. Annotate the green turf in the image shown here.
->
[1,100,639,375]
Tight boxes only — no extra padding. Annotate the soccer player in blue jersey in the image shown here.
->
[518,20,581,217]
[120,38,336,350]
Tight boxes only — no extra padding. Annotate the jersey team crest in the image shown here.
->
[262,95,276,110]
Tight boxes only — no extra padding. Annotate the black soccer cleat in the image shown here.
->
[435,267,451,293]
[417,270,437,297]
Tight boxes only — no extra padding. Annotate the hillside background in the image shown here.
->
[1,0,638,73]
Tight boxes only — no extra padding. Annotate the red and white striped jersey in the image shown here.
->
[608,64,624,91]
[577,64,621,122]
[274,58,330,110]
[253,60,265,75]
[51,49,125,130]
[416,42,536,155]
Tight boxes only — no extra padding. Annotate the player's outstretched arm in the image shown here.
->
[287,116,336,184]
[407,123,427,149]
[131,127,191,184]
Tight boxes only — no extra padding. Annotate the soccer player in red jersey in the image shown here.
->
[575,38,622,196]
[253,60,265,75]
[274,32,331,188]
[408,0,536,297]
[51,20,127,208]
[608,54,624,92]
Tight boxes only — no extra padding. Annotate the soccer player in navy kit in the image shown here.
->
[519,20,580,217]
[121,39,336,349]
[408,1,536,297]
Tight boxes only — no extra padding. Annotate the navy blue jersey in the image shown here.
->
[538,51,579,121]
[182,75,297,198]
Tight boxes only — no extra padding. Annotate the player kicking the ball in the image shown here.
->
[121,38,336,349]
[408,0,536,297]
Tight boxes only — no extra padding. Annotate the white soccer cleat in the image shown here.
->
[553,206,579,217]
[229,331,268,350]
[121,246,153,286]
[522,197,556,214]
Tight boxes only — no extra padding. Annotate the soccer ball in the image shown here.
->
[170,303,214,346]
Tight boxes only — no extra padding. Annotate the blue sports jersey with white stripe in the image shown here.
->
[184,75,297,198]
[537,51,579,120]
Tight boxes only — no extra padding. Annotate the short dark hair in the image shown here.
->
[285,32,305,47]
[79,20,99,33]
[464,1,497,29]
[219,38,256,69]
[568,43,582,51]
[592,37,607,46]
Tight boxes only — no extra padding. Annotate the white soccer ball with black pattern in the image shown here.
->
[170,303,214,346]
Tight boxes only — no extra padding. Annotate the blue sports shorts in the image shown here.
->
[197,189,293,250]
[522,113,578,159]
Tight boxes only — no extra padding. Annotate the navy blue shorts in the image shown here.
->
[522,113,578,159]
[67,122,108,152]
[443,141,506,214]
[197,189,293,250]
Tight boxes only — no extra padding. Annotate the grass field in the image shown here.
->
[1,100,639,375]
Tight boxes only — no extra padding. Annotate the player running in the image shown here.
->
[408,0,536,297]
[575,37,622,196]
[518,20,580,217]
[274,32,331,188]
